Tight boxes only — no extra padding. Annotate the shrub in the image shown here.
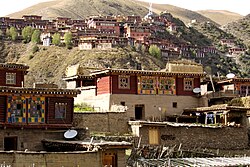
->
[52,33,61,46]
[74,103,95,112]
[32,45,39,54]
[149,45,161,59]
[22,26,34,43]
[29,54,34,60]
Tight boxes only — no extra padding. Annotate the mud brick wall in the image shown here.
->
[0,150,127,167]
[0,151,101,167]
[140,126,249,150]
[0,129,65,151]
[74,112,129,134]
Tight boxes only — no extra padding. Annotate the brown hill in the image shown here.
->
[197,10,243,25]
[222,14,250,46]
[8,0,216,25]
[0,41,164,87]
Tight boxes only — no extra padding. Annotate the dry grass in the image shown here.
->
[8,0,217,25]
[0,42,164,88]
[197,10,243,26]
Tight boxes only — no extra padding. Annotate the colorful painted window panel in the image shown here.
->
[55,103,67,119]
[138,76,157,94]
[118,75,130,89]
[158,77,176,95]
[28,97,45,123]
[184,78,194,91]
[7,96,26,123]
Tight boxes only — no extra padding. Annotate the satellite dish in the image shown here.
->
[193,88,201,94]
[226,73,235,79]
[64,129,78,139]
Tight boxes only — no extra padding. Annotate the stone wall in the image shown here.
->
[140,125,249,150]
[74,112,129,134]
[0,149,127,167]
[0,129,65,151]
[0,151,101,167]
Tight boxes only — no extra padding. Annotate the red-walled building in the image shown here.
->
[125,24,151,43]
[87,16,120,36]
[0,63,80,151]
[64,62,206,120]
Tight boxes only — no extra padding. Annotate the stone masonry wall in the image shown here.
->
[140,126,249,150]
[0,129,65,151]
[0,151,101,167]
[74,112,129,134]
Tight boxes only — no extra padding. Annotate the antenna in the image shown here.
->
[226,73,235,79]
[64,129,78,139]
[193,88,201,94]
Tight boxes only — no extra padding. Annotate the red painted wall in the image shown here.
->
[96,76,111,95]
[111,75,137,94]
[176,77,200,96]
[0,96,6,123]
[0,70,25,87]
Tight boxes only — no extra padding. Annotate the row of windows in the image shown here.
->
[8,96,67,123]
[99,23,116,26]
[118,75,193,91]
[128,33,149,37]
[10,102,67,120]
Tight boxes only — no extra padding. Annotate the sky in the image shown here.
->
[0,0,249,17]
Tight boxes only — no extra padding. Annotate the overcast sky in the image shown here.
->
[0,0,249,17]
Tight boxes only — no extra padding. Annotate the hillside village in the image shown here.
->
[1,10,249,80]
[0,12,247,60]
[0,3,250,167]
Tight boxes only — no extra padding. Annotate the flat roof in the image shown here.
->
[184,104,250,113]
[140,157,250,166]
[128,121,225,128]
[42,139,132,150]
[217,78,250,84]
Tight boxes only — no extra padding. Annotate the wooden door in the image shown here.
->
[102,152,117,167]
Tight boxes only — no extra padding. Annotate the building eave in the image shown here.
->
[90,69,206,77]
[0,86,80,97]
[0,63,29,71]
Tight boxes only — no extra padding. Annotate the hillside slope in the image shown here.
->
[8,0,216,25]
[222,14,250,46]
[197,10,243,25]
[0,41,164,87]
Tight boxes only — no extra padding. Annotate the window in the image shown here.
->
[173,102,177,108]
[118,75,130,89]
[158,77,176,95]
[141,77,154,90]
[11,101,23,117]
[240,85,250,96]
[6,73,16,85]
[159,77,174,90]
[184,78,194,91]
[55,103,67,119]
[30,101,42,118]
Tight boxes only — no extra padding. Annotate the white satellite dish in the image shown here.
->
[64,129,78,139]
[193,88,201,94]
[226,73,235,79]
